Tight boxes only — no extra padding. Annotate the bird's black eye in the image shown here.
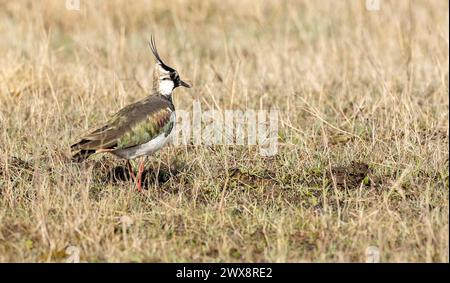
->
[171,72,179,81]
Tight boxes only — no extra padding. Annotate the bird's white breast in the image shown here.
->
[113,133,170,159]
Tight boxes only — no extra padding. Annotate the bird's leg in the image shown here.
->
[137,158,146,192]
[126,160,136,181]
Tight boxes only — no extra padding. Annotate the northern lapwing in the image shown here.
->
[71,36,190,191]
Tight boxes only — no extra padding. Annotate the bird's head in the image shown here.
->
[150,36,190,96]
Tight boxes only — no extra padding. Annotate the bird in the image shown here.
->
[71,36,190,192]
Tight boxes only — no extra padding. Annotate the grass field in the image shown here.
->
[0,0,448,262]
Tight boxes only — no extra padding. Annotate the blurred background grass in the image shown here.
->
[0,0,448,262]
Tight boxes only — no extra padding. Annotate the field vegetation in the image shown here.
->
[0,0,448,262]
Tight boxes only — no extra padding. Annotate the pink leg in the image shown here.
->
[137,159,145,192]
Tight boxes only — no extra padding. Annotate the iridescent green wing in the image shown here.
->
[71,95,174,151]
[116,107,174,149]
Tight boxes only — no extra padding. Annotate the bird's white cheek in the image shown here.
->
[159,80,174,96]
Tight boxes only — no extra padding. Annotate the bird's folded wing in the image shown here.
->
[71,95,173,152]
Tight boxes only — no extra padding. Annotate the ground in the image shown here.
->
[0,0,448,262]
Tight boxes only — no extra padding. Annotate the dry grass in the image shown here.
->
[0,0,448,262]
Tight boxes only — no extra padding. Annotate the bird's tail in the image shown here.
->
[71,149,96,163]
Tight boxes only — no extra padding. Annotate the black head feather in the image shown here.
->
[149,35,191,89]
[149,35,175,73]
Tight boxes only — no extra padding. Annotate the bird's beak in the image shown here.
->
[179,79,191,88]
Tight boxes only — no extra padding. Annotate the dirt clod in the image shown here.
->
[327,162,370,189]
